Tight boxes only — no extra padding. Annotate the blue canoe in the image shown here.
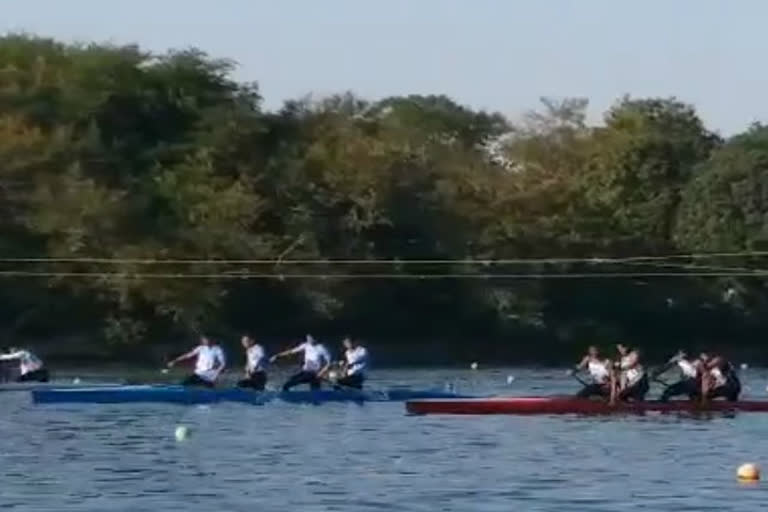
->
[0,381,123,393]
[31,385,481,405]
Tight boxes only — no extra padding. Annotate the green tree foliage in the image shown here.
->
[1,34,767,362]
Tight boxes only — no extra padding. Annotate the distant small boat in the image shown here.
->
[405,396,768,415]
[31,384,484,405]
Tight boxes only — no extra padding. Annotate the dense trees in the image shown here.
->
[1,34,767,362]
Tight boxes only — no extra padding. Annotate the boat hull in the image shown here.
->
[0,382,123,393]
[405,396,768,415]
[32,385,476,405]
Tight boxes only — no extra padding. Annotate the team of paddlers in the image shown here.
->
[571,344,741,403]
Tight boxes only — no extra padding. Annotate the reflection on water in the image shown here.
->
[1,368,768,511]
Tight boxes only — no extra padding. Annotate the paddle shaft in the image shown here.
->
[570,372,590,388]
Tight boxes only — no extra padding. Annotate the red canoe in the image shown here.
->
[405,396,768,415]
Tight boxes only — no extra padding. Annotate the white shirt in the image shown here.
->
[710,367,727,387]
[587,360,609,384]
[246,344,266,373]
[192,345,226,382]
[296,342,331,373]
[620,355,644,385]
[345,346,368,376]
[678,360,698,379]
[0,350,43,375]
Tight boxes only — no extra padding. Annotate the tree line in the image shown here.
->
[1,34,767,363]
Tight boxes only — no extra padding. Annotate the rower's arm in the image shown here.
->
[0,352,22,361]
[622,352,639,369]
[270,344,303,362]
[569,356,588,374]
[168,347,199,366]
[215,349,226,370]
[317,348,332,377]
[213,349,226,375]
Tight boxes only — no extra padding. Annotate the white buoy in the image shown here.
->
[737,463,760,482]
[175,425,190,442]
[506,375,515,385]
[470,362,478,370]
[161,368,169,374]
[72,378,81,385]
[741,363,748,370]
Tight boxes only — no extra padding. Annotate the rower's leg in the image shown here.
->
[180,374,202,386]
[609,370,618,405]
[181,374,213,387]
[282,371,307,391]
[336,374,364,390]
[17,369,48,383]
[253,371,267,391]
[576,383,601,399]
[350,374,364,389]
[661,380,691,402]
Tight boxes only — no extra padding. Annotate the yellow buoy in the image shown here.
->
[175,425,190,442]
[737,463,760,482]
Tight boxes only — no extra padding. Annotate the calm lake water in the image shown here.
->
[2,367,768,511]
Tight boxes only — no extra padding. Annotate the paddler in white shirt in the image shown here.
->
[701,353,741,402]
[657,349,701,402]
[236,335,268,390]
[167,335,226,388]
[0,347,49,382]
[610,343,649,403]
[270,334,331,391]
[571,345,611,398]
[334,337,368,390]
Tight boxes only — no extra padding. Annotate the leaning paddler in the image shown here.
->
[702,354,741,402]
[333,337,368,390]
[270,334,332,391]
[611,343,649,403]
[236,335,267,390]
[570,346,611,399]
[167,335,226,388]
[0,347,49,382]
[657,350,700,402]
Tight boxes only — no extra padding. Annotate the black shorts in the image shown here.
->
[660,378,700,402]
[282,371,321,391]
[17,368,49,383]
[576,382,609,399]
[180,374,215,388]
[707,377,741,402]
[619,374,649,401]
[335,373,365,390]
[237,371,267,391]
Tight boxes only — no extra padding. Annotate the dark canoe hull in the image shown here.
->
[31,385,479,405]
[405,396,768,415]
